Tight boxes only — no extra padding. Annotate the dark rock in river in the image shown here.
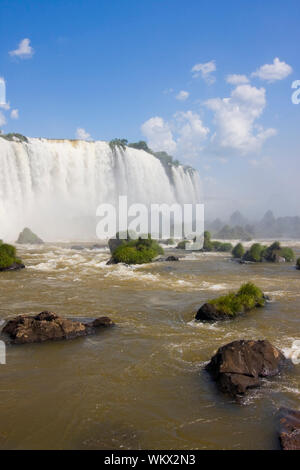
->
[2,311,114,344]
[155,255,179,262]
[106,257,117,265]
[90,316,115,328]
[165,256,179,262]
[206,339,288,397]
[90,244,102,250]
[278,407,300,450]
[0,262,25,272]
[196,303,228,322]
[71,245,84,250]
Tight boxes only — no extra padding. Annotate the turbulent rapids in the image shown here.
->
[0,138,202,240]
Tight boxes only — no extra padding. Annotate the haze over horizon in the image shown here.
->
[0,0,299,220]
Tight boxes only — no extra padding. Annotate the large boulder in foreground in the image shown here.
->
[278,407,300,450]
[206,340,288,397]
[17,227,44,245]
[2,311,114,344]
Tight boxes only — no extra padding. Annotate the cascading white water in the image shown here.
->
[0,137,202,240]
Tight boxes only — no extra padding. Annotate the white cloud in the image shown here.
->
[252,57,292,82]
[176,90,189,101]
[226,74,249,85]
[249,156,272,168]
[141,117,177,154]
[0,111,6,127]
[76,127,91,140]
[206,84,276,153]
[9,38,34,59]
[174,111,210,157]
[0,77,6,106]
[141,111,209,159]
[10,109,19,119]
[191,60,216,84]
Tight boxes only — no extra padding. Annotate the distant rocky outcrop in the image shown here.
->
[2,311,114,344]
[206,339,288,397]
[278,407,300,450]
[17,227,44,245]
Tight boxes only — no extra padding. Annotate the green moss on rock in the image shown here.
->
[0,243,24,271]
[196,282,265,321]
[111,235,164,265]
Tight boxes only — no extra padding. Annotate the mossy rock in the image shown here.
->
[243,241,294,263]
[16,228,44,245]
[232,242,245,259]
[196,282,266,321]
[0,243,25,271]
[110,235,164,265]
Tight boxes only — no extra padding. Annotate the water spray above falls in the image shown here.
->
[0,137,202,240]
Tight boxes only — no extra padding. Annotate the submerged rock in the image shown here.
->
[71,245,84,250]
[2,311,114,344]
[206,339,288,397]
[17,227,44,245]
[278,407,300,450]
[165,256,179,262]
[155,255,179,262]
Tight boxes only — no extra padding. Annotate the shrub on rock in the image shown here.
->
[0,243,24,271]
[232,242,245,259]
[195,282,265,321]
[111,235,164,265]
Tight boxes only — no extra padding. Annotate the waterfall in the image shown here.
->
[0,137,202,240]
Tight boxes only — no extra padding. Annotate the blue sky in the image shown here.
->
[0,0,299,218]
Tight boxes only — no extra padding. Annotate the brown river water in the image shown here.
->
[0,241,299,450]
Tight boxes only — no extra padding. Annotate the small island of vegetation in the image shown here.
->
[231,241,294,263]
[108,232,164,265]
[0,241,25,271]
[196,282,266,321]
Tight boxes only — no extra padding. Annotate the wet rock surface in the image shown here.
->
[0,262,25,272]
[2,311,114,344]
[278,407,300,450]
[206,339,288,397]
